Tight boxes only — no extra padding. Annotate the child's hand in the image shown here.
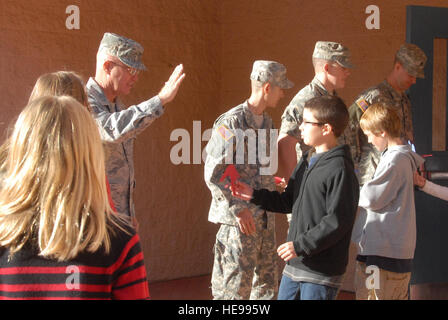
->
[277,242,297,262]
[229,180,254,201]
[414,171,426,188]
[275,176,287,191]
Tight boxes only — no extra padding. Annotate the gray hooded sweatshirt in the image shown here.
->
[351,145,424,259]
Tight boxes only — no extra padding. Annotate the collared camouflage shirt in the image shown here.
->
[344,79,414,185]
[280,77,341,160]
[86,78,164,218]
[204,101,277,226]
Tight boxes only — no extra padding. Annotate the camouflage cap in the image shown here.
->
[250,60,294,89]
[312,41,354,69]
[99,32,147,71]
[395,43,427,78]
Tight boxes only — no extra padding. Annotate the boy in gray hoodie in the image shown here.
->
[351,104,424,300]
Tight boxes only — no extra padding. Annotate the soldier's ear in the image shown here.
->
[263,82,271,94]
[394,61,403,72]
[103,60,113,75]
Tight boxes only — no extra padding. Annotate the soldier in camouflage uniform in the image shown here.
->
[344,43,427,185]
[204,60,294,300]
[278,41,353,179]
[277,41,353,222]
[87,32,185,221]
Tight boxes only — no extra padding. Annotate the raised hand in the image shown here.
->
[158,64,186,105]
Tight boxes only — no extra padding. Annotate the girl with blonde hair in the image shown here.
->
[1,71,116,211]
[0,96,149,299]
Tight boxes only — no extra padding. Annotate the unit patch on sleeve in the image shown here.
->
[356,99,369,113]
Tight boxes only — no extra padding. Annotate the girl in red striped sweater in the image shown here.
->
[0,96,149,299]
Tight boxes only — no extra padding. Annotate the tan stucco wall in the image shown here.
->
[1,0,447,291]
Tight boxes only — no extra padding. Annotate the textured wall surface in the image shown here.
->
[0,0,221,282]
[1,0,447,291]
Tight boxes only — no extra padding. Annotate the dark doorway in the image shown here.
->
[407,5,448,299]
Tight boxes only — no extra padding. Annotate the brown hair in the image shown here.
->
[304,95,348,137]
[29,71,90,111]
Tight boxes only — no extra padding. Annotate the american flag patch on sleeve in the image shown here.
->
[217,124,234,141]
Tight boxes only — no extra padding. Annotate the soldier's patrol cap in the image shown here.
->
[312,41,354,69]
[99,32,147,71]
[250,60,294,89]
[395,43,427,79]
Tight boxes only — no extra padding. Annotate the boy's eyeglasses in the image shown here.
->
[302,121,325,126]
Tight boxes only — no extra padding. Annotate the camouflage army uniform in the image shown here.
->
[346,80,414,185]
[86,78,164,218]
[344,43,427,185]
[204,101,279,300]
[280,77,335,161]
[280,41,354,163]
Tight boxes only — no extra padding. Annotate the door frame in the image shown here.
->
[407,5,448,154]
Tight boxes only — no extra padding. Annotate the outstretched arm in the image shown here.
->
[417,173,448,202]
[89,64,185,143]
[230,174,295,214]
[230,180,254,201]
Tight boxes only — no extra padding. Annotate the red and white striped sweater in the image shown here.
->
[0,224,150,300]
